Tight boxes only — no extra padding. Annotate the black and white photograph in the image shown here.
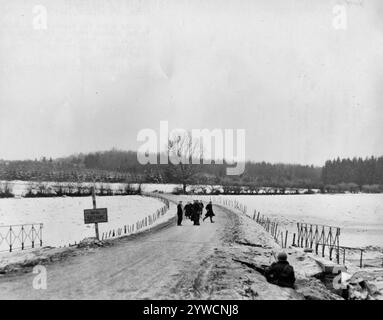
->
[0,0,382,307]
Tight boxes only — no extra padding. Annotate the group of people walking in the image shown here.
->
[177,200,215,226]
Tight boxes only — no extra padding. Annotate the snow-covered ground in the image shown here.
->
[0,195,170,252]
[195,194,383,249]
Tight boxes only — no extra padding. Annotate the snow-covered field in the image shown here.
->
[200,194,383,248]
[0,195,170,252]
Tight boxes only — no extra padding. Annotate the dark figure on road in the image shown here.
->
[191,200,201,225]
[177,201,183,226]
[203,201,215,223]
[184,202,192,220]
[265,252,296,288]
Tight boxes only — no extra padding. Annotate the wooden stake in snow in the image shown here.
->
[92,187,99,240]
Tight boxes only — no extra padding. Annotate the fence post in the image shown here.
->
[9,226,12,252]
[280,232,284,248]
[21,225,25,250]
[285,231,288,249]
[31,225,35,248]
[360,250,363,268]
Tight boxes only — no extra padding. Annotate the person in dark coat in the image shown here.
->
[184,202,192,219]
[203,201,215,223]
[177,201,183,226]
[191,200,201,225]
[265,252,296,288]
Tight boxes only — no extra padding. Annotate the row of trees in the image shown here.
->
[0,160,132,183]
[322,156,383,186]
[0,151,322,190]
[1,144,382,193]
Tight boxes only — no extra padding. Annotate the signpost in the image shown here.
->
[84,186,108,240]
[84,208,108,224]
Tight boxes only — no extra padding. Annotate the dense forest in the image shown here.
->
[322,156,383,193]
[0,150,382,193]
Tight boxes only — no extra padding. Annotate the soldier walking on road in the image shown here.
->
[184,202,192,220]
[191,200,201,225]
[177,201,183,226]
[203,201,215,223]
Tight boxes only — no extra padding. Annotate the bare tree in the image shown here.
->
[167,131,203,193]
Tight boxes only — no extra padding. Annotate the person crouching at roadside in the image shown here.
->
[265,252,296,289]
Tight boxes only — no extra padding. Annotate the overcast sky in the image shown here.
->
[0,0,382,165]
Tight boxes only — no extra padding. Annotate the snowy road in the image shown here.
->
[0,204,238,299]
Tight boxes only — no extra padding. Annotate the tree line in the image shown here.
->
[321,156,383,193]
[1,150,382,193]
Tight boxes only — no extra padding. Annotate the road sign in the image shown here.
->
[84,208,108,224]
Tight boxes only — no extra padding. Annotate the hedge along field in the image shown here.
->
[0,195,168,249]
[0,181,182,198]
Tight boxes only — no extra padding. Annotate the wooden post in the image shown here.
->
[292,233,296,246]
[336,228,340,264]
[92,186,99,240]
[39,224,43,247]
[296,223,300,247]
[21,225,25,250]
[360,250,363,268]
[322,244,326,258]
[280,232,284,248]
[285,230,288,248]
[9,226,12,252]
